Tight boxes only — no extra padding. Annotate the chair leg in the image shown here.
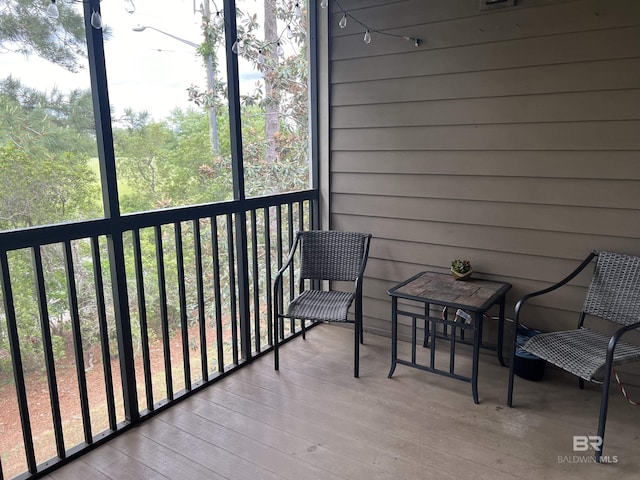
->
[579,378,585,390]
[301,317,306,340]
[507,321,519,407]
[354,314,360,378]
[356,293,364,345]
[595,365,614,462]
[354,292,363,377]
[274,307,279,371]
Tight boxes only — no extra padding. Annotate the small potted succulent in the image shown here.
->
[451,259,472,281]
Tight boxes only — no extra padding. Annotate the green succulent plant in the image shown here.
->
[451,259,471,274]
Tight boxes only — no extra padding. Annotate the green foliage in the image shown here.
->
[0,77,96,159]
[0,144,100,229]
[0,0,86,72]
[0,1,311,384]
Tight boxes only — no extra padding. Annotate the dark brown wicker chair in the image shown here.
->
[507,251,640,462]
[273,230,372,377]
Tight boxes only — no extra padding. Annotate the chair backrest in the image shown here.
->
[298,230,371,281]
[583,251,640,326]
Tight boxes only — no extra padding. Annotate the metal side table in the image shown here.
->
[387,271,511,404]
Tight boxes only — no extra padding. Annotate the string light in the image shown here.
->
[223,0,305,64]
[91,10,103,29]
[44,0,133,30]
[46,0,59,19]
[124,0,135,14]
[213,10,224,26]
[331,0,421,47]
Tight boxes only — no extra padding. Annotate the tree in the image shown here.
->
[0,79,101,376]
[0,78,101,228]
[112,111,175,210]
[0,0,86,72]
[264,0,279,164]
[238,1,310,195]
[192,1,309,186]
[0,76,95,158]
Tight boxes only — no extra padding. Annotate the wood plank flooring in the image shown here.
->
[46,325,640,480]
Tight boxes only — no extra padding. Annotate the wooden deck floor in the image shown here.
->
[46,324,640,480]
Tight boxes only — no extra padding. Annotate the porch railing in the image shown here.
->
[0,189,317,480]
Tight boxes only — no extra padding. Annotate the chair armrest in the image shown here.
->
[598,320,640,389]
[514,251,597,325]
[608,320,640,354]
[273,233,301,313]
[353,234,372,293]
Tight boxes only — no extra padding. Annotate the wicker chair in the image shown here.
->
[273,230,372,377]
[507,251,640,461]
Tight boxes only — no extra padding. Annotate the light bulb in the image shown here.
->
[286,25,294,39]
[320,0,329,8]
[257,50,265,65]
[276,42,284,58]
[339,14,347,28]
[231,39,241,55]
[46,0,59,19]
[214,10,224,26]
[363,29,371,44]
[294,2,303,20]
[124,0,135,14]
[91,10,103,29]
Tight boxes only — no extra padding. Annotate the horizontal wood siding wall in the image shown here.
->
[327,0,640,337]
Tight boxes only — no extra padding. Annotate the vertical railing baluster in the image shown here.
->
[1,251,37,474]
[193,219,208,382]
[298,200,304,232]
[264,207,273,346]
[175,222,191,391]
[276,205,284,340]
[226,214,239,365]
[287,203,295,333]
[297,201,306,302]
[132,229,154,412]
[154,225,173,401]
[211,217,224,373]
[63,241,92,444]
[31,246,66,459]
[309,200,320,291]
[235,209,252,362]
[251,209,260,352]
[90,237,117,431]
[106,233,139,425]
[310,197,321,290]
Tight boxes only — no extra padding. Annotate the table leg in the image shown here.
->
[423,303,430,347]
[472,312,483,404]
[449,311,456,375]
[411,316,417,364]
[388,296,398,378]
[497,295,506,367]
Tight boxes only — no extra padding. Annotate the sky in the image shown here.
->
[3,0,263,121]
